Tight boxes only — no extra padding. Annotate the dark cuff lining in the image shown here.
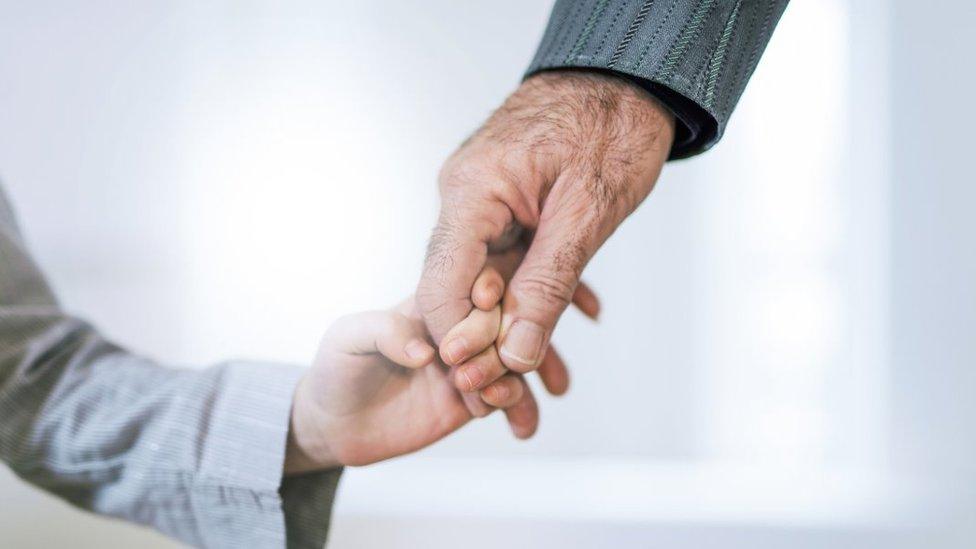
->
[633,79,719,160]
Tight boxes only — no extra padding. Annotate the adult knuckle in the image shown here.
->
[517,271,575,309]
[414,287,452,323]
[438,154,493,195]
[421,222,461,285]
[552,236,589,279]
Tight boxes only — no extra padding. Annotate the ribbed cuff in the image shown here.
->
[197,362,341,548]
[526,0,788,159]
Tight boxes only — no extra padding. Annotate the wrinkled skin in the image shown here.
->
[418,70,675,413]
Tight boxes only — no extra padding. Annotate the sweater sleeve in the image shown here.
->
[527,0,789,159]
[0,185,340,548]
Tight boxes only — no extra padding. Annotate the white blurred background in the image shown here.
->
[1,1,974,547]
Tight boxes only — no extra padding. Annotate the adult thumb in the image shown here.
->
[497,192,603,373]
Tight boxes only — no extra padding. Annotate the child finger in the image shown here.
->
[328,311,434,369]
[454,346,508,393]
[439,305,501,366]
[454,371,496,418]
[479,373,524,408]
[472,265,504,311]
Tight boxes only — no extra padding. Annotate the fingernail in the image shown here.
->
[444,337,468,365]
[405,339,431,361]
[500,320,546,368]
[485,382,509,402]
[457,365,485,392]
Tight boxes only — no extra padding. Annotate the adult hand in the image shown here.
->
[438,245,599,419]
[418,70,674,384]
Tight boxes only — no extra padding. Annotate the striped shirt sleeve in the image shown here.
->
[0,185,340,548]
[527,0,789,159]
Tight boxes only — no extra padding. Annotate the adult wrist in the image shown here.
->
[520,70,676,134]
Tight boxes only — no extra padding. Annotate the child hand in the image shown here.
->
[284,266,528,472]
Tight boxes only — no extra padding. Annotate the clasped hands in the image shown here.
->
[286,71,675,473]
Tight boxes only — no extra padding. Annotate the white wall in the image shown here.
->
[0,1,972,548]
[887,2,976,541]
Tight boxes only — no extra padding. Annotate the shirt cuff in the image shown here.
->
[192,361,342,548]
[525,0,788,159]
